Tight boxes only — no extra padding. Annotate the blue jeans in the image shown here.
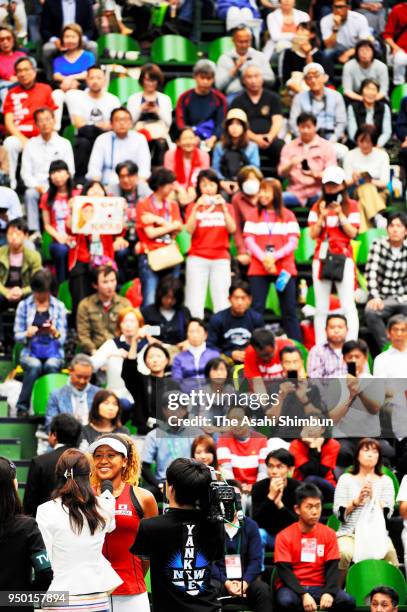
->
[283,192,320,208]
[17,355,63,413]
[259,528,275,571]
[277,586,355,612]
[49,242,69,284]
[321,44,347,63]
[138,254,180,307]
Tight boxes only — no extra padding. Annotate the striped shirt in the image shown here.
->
[308,200,360,259]
[217,432,268,485]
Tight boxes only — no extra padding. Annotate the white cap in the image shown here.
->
[88,436,128,457]
[303,62,326,76]
[322,166,346,185]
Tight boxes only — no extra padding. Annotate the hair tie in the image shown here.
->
[64,468,74,479]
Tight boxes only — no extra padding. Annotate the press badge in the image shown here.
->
[300,538,317,563]
[319,240,328,260]
[225,554,242,579]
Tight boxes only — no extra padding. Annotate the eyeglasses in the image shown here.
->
[0,36,12,41]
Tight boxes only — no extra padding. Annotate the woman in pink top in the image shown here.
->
[0,25,26,100]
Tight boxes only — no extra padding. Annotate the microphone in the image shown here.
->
[100,479,114,500]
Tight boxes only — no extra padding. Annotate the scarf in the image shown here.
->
[174,146,201,187]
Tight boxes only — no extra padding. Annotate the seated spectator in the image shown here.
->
[215,26,275,103]
[279,112,336,208]
[212,480,271,611]
[0,0,27,40]
[354,0,386,35]
[369,588,399,612]
[232,165,263,266]
[67,66,120,183]
[45,353,99,431]
[14,269,67,417]
[347,80,392,148]
[333,438,398,585]
[365,213,407,350]
[342,40,389,102]
[231,65,284,175]
[77,264,131,356]
[3,57,57,190]
[191,434,219,469]
[163,127,210,207]
[212,109,260,196]
[197,358,236,426]
[383,2,407,85]
[290,432,339,503]
[0,218,41,351]
[0,186,23,246]
[40,160,80,285]
[244,327,294,380]
[290,64,347,159]
[207,280,264,365]
[127,63,172,168]
[243,178,302,341]
[0,25,26,102]
[185,169,236,319]
[141,275,191,351]
[307,315,349,378]
[136,168,182,307]
[321,0,371,64]
[21,107,75,237]
[308,167,360,345]
[86,107,151,186]
[172,318,220,392]
[215,0,262,45]
[252,448,300,556]
[344,125,389,232]
[40,0,97,81]
[52,24,95,95]
[274,483,356,612]
[397,476,407,569]
[23,413,82,516]
[175,60,226,153]
[264,0,310,62]
[396,95,407,194]
[78,390,129,450]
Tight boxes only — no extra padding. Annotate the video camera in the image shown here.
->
[207,466,244,525]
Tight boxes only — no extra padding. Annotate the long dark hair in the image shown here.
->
[316,185,351,217]
[52,449,106,535]
[47,160,74,207]
[0,457,22,539]
[349,438,383,476]
[221,118,249,150]
[88,390,122,428]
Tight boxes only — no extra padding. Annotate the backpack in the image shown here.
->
[220,147,250,180]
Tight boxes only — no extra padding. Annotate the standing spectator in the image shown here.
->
[21,107,75,235]
[14,269,67,418]
[274,483,356,612]
[278,112,336,208]
[231,64,284,175]
[215,26,275,103]
[396,95,407,193]
[244,327,294,380]
[342,40,389,102]
[136,168,182,307]
[176,59,226,153]
[78,390,129,449]
[307,315,349,378]
[321,0,371,64]
[365,213,407,350]
[383,2,407,85]
[67,66,120,183]
[184,169,236,319]
[243,178,302,341]
[3,57,57,190]
[264,0,310,62]
[232,165,263,266]
[347,80,392,148]
[87,107,151,186]
[0,25,26,102]
[207,280,264,364]
[308,166,360,345]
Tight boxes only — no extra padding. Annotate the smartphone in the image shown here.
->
[144,325,161,336]
[287,370,298,379]
[301,159,310,171]
[347,361,357,376]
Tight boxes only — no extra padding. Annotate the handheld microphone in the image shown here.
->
[100,479,114,499]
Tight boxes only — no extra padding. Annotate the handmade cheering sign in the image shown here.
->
[71,196,125,234]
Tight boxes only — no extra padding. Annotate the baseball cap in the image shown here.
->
[88,436,128,457]
[225,108,248,126]
[322,166,346,185]
[303,63,326,76]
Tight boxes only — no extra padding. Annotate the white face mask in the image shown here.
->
[242,179,260,196]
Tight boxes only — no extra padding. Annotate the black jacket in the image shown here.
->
[40,0,95,42]
[23,445,70,517]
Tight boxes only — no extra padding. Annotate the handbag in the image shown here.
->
[146,242,184,272]
[321,252,346,282]
[353,495,389,563]
[30,335,60,360]
[135,119,169,140]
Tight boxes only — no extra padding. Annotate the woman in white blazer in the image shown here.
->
[36,448,122,611]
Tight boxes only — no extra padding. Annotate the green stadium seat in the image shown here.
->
[175,228,191,256]
[151,35,199,65]
[58,281,72,313]
[346,560,407,606]
[265,283,281,316]
[207,36,234,62]
[108,76,143,105]
[294,228,315,265]
[41,231,52,262]
[150,3,168,27]
[120,280,133,297]
[356,228,387,265]
[327,514,340,531]
[292,339,308,368]
[97,33,140,58]
[62,124,76,145]
[391,84,407,113]
[163,77,196,108]
[32,373,69,417]
[12,342,24,369]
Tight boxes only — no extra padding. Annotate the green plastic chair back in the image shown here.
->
[32,373,69,416]
[108,76,143,105]
[176,228,191,256]
[265,283,281,317]
[205,289,213,312]
[346,560,407,606]
[382,342,391,352]
[41,231,52,262]
[207,36,234,62]
[164,77,196,108]
[150,3,168,27]
[57,280,72,313]
[306,285,315,307]
[356,228,387,265]
[351,239,360,263]
[230,236,238,257]
[120,280,133,297]
[151,35,198,64]
[327,514,340,531]
[62,124,76,145]
[391,83,407,113]
[294,228,315,264]
[292,339,308,368]
[97,33,140,57]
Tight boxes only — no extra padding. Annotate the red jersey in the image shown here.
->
[289,438,340,486]
[244,207,299,276]
[136,195,182,253]
[185,202,235,260]
[383,3,407,52]
[275,522,339,588]
[244,338,294,379]
[216,431,268,485]
[102,485,146,595]
[308,200,360,260]
[3,83,57,137]
[40,189,81,236]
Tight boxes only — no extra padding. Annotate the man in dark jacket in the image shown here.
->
[23,414,82,516]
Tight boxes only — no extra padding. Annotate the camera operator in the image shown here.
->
[130,458,224,612]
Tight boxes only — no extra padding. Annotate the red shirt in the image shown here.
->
[244,207,300,276]
[40,189,81,235]
[289,438,340,486]
[3,83,57,137]
[185,201,235,260]
[244,338,294,379]
[136,195,182,253]
[383,3,407,52]
[231,191,258,255]
[275,522,339,588]
[216,432,268,485]
[308,199,360,259]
